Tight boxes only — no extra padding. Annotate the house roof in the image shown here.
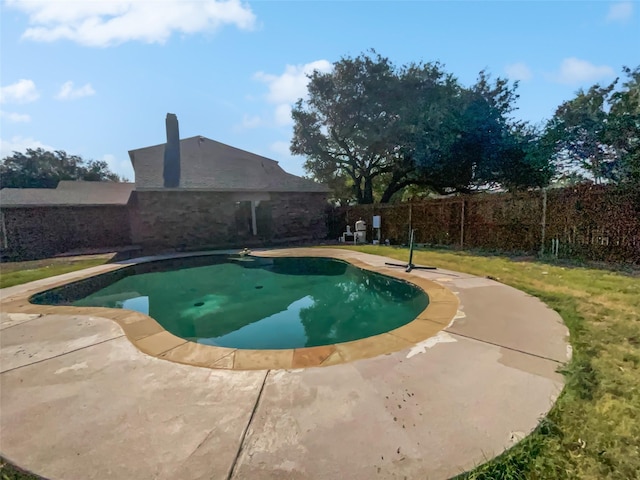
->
[128,136,329,193]
[1,181,134,208]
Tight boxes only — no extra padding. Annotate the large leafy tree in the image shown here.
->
[291,52,551,204]
[544,66,639,185]
[0,148,123,188]
[291,52,404,204]
[606,66,640,185]
[405,71,552,196]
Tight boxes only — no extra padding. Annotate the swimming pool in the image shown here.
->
[31,255,428,350]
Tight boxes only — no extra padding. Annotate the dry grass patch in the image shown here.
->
[0,255,113,288]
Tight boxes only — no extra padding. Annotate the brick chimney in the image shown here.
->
[163,113,180,188]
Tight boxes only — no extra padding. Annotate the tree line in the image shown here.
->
[0,148,123,189]
[291,51,639,204]
[2,53,637,200]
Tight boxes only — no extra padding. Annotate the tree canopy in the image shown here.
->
[291,51,552,204]
[0,148,124,189]
[543,66,640,186]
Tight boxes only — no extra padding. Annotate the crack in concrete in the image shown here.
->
[227,369,270,480]
[446,330,565,364]
[0,314,44,331]
[0,334,126,375]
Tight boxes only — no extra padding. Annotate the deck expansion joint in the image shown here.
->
[446,330,565,364]
[0,333,126,375]
[227,369,270,480]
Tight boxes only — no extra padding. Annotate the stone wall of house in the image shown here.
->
[129,191,237,249]
[129,190,328,250]
[269,192,328,241]
[1,206,131,261]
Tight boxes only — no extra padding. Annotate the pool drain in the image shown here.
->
[255,285,263,289]
[194,301,204,307]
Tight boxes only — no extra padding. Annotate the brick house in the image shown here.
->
[128,114,329,250]
[1,114,329,260]
[0,181,134,260]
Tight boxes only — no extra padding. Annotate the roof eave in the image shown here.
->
[1,203,129,208]
[134,187,329,193]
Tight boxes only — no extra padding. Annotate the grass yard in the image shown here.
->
[0,459,42,480]
[344,245,640,480]
[0,255,113,289]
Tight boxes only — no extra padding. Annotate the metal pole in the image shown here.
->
[540,189,547,256]
[384,226,437,272]
[408,229,415,269]
[408,203,412,246]
[460,199,465,249]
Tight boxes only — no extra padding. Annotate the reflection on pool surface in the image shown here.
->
[34,256,429,350]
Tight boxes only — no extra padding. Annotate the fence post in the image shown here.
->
[540,188,547,256]
[460,198,465,249]
[408,202,413,244]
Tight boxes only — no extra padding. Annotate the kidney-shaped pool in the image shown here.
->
[31,255,429,350]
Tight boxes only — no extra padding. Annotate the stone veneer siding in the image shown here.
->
[129,191,328,250]
[1,206,131,261]
[268,192,328,241]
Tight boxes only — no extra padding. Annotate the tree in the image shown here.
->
[404,71,552,196]
[291,51,551,204]
[291,52,403,204]
[605,66,640,185]
[543,65,639,185]
[0,148,123,189]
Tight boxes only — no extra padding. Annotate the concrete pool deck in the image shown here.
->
[0,248,571,480]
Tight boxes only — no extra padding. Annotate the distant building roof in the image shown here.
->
[1,181,134,208]
[128,136,328,193]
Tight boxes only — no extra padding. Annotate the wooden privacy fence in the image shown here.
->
[328,184,640,264]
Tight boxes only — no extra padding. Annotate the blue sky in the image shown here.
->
[1,0,638,181]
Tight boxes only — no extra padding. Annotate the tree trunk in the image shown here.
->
[380,184,400,203]
[351,175,363,204]
[380,179,413,203]
[362,176,374,204]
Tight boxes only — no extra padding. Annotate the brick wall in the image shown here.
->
[129,191,328,250]
[1,206,131,260]
[269,192,328,241]
[0,191,329,260]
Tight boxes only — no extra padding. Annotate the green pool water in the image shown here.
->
[41,256,428,350]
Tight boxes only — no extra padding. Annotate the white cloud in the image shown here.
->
[253,60,332,127]
[505,62,533,82]
[254,60,333,104]
[0,136,55,158]
[606,1,633,23]
[101,153,134,181]
[552,57,615,85]
[0,79,39,104]
[0,111,31,123]
[6,0,257,47]
[55,81,96,100]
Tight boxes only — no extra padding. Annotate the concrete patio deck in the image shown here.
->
[0,248,571,480]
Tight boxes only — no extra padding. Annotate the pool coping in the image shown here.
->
[0,248,459,370]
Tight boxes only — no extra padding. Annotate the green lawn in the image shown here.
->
[0,255,112,289]
[343,245,639,480]
[0,459,43,480]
